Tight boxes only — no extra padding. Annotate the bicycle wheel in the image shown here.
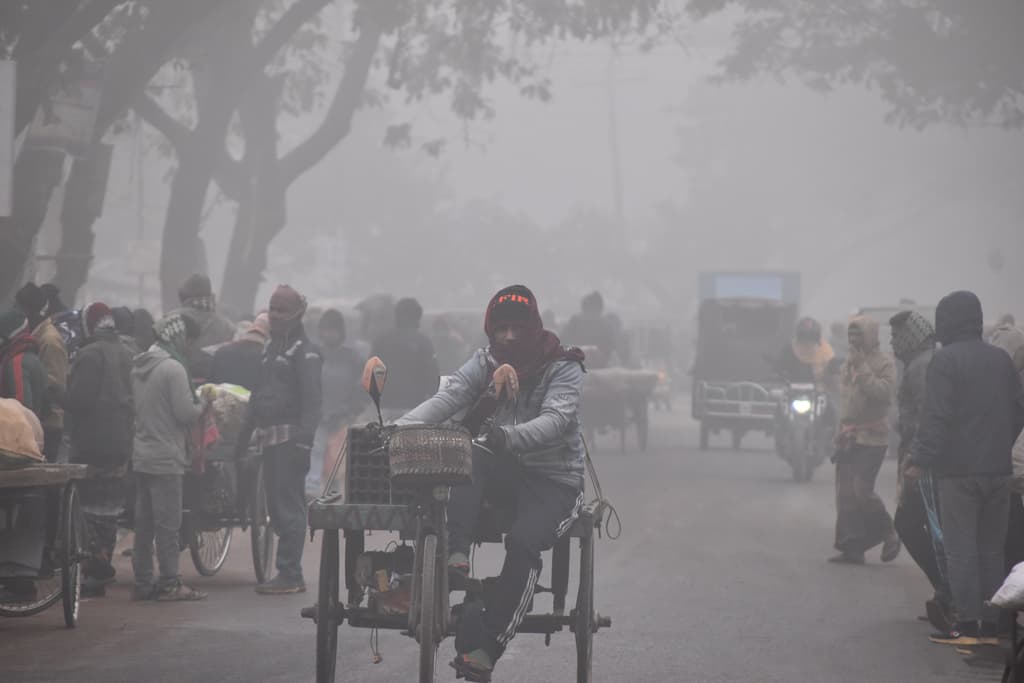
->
[61,484,81,628]
[316,530,341,683]
[251,461,275,583]
[419,533,439,683]
[189,526,233,576]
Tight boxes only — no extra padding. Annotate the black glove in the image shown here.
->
[485,425,509,456]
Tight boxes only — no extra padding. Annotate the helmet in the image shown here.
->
[795,317,821,344]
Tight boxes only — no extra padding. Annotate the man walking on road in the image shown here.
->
[239,285,322,595]
[889,310,950,629]
[831,316,901,565]
[907,291,1024,647]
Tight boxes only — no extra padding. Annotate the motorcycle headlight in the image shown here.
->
[791,398,813,415]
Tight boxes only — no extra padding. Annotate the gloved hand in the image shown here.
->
[484,425,510,457]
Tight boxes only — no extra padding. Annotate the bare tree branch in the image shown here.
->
[133,93,192,150]
[280,24,383,185]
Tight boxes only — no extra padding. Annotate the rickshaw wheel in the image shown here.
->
[251,462,275,583]
[418,533,439,683]
[189,527,233,576]
[61,484,81,628]
[575,533,595,683]
[316,530,341,683]
[0,490,64,618]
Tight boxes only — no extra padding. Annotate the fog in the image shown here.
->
[30,6,1024,331]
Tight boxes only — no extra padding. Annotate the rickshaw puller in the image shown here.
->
[397,285,585,681]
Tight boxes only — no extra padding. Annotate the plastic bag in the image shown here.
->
[991,561,1024,609]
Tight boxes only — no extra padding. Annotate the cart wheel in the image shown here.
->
[699,422,710,451]
[316,530,341,683]
[0,490,64,618]
[251,462,276,583]
[574,533,595,683]
[189,527,233,576]
[61,484,81,628]
[418,533,439,683]
[1002,635,1024,683]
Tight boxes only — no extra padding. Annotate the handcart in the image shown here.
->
[0,464,87,628]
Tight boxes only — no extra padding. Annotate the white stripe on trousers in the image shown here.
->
[497,490,585,647]
[499,567,539,647]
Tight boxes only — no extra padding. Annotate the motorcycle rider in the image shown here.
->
[396,285,585,682]
[776,317,834,384]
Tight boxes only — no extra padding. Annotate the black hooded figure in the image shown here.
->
[908,291,1024,645]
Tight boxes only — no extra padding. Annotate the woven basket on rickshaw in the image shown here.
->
[387,424,473,487]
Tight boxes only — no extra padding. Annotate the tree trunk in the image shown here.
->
[53,143,114,306]
[158,143,216,315]
[218,76,285,316]
[0,148,66,304]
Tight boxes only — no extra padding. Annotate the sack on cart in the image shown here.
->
[992,561,1024,609]
[198,383,250,448]
[0,398,44,469]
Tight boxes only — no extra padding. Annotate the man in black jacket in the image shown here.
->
[238,287,321,594]
[370,298,438,416]
[211,313,269,392]
[907,291,1024,647]
[889,310,950,629]
[66,303,135,596]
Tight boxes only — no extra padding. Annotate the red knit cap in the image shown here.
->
[82,302,114,338]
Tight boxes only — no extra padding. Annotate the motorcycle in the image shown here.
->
[774,382,834,482]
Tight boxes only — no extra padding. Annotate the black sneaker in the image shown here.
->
[930,622,980,647]
[255,574,306,595]
[925,598,952,633]
[131,584,156,601]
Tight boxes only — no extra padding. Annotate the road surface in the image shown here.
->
[0,410,1004,682]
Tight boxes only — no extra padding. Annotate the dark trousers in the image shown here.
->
[448,449,582,661]
[132,473,183,589]
[938,476,1010,626]
[265,442,310,582]
[43,428,62,463]
[834,445,893,555]
[894,478,949,600]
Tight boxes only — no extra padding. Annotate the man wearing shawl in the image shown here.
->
[397,285,586,681]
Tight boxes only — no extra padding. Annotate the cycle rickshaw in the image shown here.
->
[0,463,86,628]
[304,361,612,683]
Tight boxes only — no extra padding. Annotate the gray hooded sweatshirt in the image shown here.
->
[131,346,203,475]
[397,348,585,490]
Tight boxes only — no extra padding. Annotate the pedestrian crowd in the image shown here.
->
[0,275,454,603]
[806,291,1024,650]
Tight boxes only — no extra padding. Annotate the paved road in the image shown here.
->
[0,410,1005,682]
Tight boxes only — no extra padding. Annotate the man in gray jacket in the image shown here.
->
[131,313,207,602]
[397,285,585,681]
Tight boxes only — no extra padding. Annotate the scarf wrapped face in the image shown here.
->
[890,311,934,361]
[484,285,584,382]
[268,285,307,337]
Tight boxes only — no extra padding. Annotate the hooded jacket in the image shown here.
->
[911,291,1024,478]
[839,317,897,447]
[67,329,134,468]
[131,346,204,475]
[397,348,586,490]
